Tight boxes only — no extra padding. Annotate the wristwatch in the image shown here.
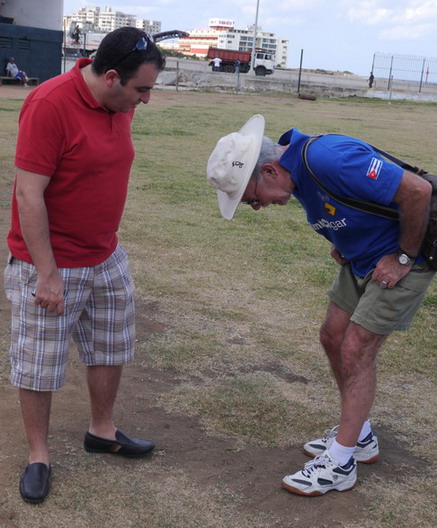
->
[397,248,416,266]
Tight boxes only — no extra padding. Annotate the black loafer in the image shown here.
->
[84,429,155,458]
[19,463,51,504]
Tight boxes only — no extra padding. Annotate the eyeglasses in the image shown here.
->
[241,178,260,206]
[112,34,154,69]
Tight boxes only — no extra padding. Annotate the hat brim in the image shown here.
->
[217,114,265,220]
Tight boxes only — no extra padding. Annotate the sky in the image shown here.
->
[63,1,437,76]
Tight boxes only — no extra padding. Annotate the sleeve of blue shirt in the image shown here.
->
[307,135,404,208]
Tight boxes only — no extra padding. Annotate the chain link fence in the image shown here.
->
[371,52,437,95]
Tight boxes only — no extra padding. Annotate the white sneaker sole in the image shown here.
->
[282,476,356,496]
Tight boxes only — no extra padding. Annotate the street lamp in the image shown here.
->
[251,0,260,72]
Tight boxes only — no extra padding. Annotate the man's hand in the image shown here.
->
[15,168,65,316]
[33,273,65,315]
[372,253,411,289]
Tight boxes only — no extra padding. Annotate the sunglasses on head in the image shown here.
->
[241,198,260,206]
[112,34,154,69]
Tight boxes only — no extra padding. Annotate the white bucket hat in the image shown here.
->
[207,114,265,220]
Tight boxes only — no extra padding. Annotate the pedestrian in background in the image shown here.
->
[212,56,222,71]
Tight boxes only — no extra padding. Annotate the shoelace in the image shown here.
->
[301,455,330,477]
[322,425,339,441]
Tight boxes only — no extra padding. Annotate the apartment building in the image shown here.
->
[136,19,162,35]
[62,8,288,68]
[174,18,289,68]
[63,6,160,35]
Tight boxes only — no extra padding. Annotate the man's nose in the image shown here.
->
[140,92,151,104]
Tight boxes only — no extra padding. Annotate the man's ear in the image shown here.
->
[104,69,120,87]
[260,162,279,180]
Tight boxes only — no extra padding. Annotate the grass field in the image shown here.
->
[0,88,436,528]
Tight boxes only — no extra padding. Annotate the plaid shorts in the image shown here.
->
[4,245,135,391]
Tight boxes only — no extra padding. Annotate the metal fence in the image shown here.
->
[371,52,437,95]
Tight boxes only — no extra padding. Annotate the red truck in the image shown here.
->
[207,47,274,76]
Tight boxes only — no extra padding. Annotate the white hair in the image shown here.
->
[251,137,283,181]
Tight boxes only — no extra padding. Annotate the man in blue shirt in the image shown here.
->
[207,115,435,496]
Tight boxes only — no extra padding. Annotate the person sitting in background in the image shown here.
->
[5,57,29,85]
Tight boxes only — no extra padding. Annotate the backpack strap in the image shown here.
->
[301,135,405,221]
[367,145,428,177]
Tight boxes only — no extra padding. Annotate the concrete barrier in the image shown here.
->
[158,57,437,102]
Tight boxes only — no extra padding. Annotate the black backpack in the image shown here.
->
[302,135,437,269]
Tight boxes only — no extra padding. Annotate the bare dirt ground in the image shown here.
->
[0,85,432,528]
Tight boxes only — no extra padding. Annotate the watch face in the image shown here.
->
[399,253,409,265]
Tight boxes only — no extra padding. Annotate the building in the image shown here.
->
[136,19,161,35]
[62,5,161,58]
[63,6,135,32]
[63,6,161,34]
[275,39,289,69]
[63,6,99,29]
[167,18,288,68]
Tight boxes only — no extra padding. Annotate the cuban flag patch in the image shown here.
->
[367,158,383,180]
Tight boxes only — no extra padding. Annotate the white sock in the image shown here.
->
[327,439,355,466]
[359,420,372,441]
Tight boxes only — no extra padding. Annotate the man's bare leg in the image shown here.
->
[87,364,123,439]
[320,302,386,446]
[335,322,386,447]
[319,302,352,392]
[19,389,51,466]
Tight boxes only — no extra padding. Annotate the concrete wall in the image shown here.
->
[0,0,62,30]
[159,57,437,102]
[1,24,63,82]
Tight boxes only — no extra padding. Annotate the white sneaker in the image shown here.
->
[282,453,357,496]
[303,425,379,464]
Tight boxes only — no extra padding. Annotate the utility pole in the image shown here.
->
[251,0,260,72]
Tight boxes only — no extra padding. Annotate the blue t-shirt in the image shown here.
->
[278,128,409,277]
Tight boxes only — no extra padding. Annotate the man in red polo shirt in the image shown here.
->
[4,27,165,504]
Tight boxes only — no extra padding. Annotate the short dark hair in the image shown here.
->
[92,26,166,84]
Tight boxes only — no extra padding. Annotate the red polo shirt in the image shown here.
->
[8,58,135,267]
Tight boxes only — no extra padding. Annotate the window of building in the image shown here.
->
[18,39,31,50]
[0,37,12,48]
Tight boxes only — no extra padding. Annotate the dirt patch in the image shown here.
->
[0,85,34,100]
[0,305,430,527]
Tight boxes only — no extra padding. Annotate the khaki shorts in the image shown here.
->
[4,245,135,391]
[328,263,435,335]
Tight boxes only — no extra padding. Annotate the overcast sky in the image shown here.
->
[63,1,437,76]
